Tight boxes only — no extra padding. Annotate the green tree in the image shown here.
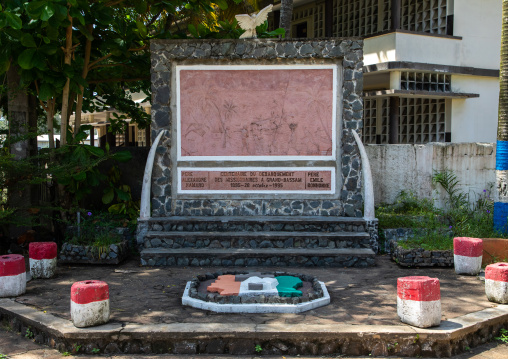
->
[0,0,229,147]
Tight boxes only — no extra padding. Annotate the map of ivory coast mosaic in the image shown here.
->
[178,67,335,158]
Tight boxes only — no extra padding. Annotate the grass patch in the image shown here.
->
[397,229,454,251]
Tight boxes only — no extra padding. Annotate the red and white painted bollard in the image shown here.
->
[453,237,483,275]
[70,280,110,327]
[397,276,441,328]
[29,242,57,279]
[485,263,508,304]
[0,254,26,297]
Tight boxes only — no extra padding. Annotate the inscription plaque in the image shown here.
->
[178,168,334,194]
[177,65,336,161]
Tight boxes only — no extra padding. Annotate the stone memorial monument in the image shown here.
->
[138,37,377,267]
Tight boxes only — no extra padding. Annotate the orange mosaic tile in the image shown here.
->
[207,275,241,296]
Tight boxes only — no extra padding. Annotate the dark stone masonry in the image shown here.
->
[59,240,130,265]
[139,38,377,266]
[390,240,454,267]
[149,38,364,218]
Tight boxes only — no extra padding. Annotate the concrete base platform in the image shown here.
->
[0,256,507,357]
[0,298,507,357]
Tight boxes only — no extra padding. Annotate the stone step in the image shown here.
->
[142,215,368,233]
[144,231,371,250]
[140,247,376,267]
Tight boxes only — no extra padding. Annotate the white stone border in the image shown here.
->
[182,280,330,313]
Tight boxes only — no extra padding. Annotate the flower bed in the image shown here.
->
[59,239,130,265]
[390,239,453,267]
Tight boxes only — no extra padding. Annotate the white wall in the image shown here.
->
[393,33,462,67]
[365,143,496,208]
[364,32,462,67]
[364,0,501,69]
[450,75,500,143]
[453,0,502,69]
[364,33,396,65]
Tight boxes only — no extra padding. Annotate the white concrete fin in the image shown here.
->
[140,130,166,219]
[352,130,375,220]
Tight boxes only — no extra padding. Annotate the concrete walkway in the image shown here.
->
[12,256,496,326]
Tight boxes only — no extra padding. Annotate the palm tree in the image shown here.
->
[280,0,293,38]
[494,0,508,232]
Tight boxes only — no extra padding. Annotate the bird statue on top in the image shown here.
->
[235,4,273,39]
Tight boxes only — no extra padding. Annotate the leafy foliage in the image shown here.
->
[378,170,506,251]
[66,211,124,247]
[102,165,140,223]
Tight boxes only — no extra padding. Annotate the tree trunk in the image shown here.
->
[74,25,93,137]
[6,65,38,238]
[495,0,508,232]
[60,9,73,146]
[279,0,293,38]
[46,98,55,149]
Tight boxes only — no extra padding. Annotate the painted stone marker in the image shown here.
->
[29,242,57,279]
[397,276,441,328]
[485,262,508,304]
[454,237,483,275]
[0,254,26,297]
[70,280,110,327]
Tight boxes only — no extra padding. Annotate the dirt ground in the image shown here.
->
[14,255,495,327]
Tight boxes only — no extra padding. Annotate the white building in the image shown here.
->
[269,0,501,144]
[68,92,151,148]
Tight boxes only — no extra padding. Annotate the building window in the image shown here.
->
[363,98,389,144]
[401,72,451,92]
[363,97,447,144]
[399,98,446,143]
[290,3,325,38]
[333,0,389,37]
[115,132,125,147]
[401,0,447,34]
[331,0,447,37]
[313,2,325,37]
[136,127,147,147]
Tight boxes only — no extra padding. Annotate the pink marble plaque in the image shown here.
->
[180,170,333,192]
[178,67,335,158]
